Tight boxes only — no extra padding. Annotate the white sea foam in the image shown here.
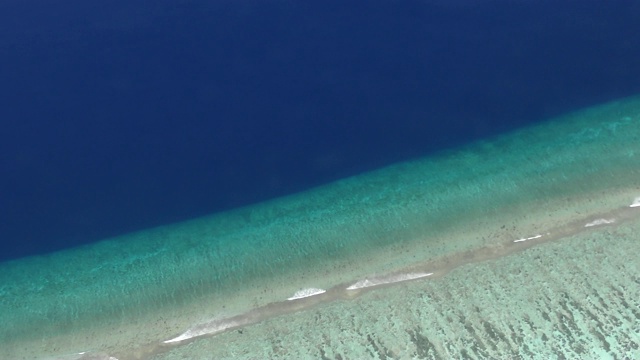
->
[346,279,376,290]
[513,234,543,243]
[630,197,640,208]
[287,288,326,300]
[585,218,615,227]
[40,352,118,360]
[164,317,246,344]
[346,272,433,290]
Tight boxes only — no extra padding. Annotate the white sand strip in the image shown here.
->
[287,288,327,301]
[347,272,433,290]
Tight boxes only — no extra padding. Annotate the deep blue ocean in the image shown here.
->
[1,0,639,262]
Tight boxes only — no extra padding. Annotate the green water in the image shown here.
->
[155,215,640,360]
[1,95,639,359]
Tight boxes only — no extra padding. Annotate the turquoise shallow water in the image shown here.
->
[155,214,640,360]
[1,95,639,359]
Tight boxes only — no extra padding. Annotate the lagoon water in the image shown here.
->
[1,96,639,359]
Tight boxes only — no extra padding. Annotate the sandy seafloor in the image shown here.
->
[154,209,640,360]
[1,96,639,359]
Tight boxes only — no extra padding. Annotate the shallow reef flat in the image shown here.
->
[0,95,639,359]
[153,213,640,360]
